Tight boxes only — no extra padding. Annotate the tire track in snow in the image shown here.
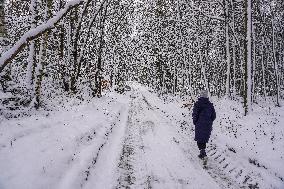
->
[116,91,221,189]
[82,100,132,189]
[116,92,147,188]
[57,105,128,189]
[116,91,167,189]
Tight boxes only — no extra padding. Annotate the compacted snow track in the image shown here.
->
[113,91,220,189]
[58,106,129,189]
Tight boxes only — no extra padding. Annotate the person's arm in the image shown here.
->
[211,104,216,121]
[192,102,199,125]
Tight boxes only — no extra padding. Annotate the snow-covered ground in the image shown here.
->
[0,84,283,189]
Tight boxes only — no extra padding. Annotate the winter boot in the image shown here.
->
[198,149,207,159]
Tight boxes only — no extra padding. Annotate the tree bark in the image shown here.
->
[225,0,231,98]
[244,0,252,115]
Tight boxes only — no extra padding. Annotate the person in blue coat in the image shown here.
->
[192,90,216,159]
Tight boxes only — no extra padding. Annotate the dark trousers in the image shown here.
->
[197,142,206,150]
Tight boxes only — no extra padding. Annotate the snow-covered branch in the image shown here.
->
[189,0,225,22]
[0,0,86,73]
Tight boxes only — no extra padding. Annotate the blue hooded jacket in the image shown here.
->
[192,97,216,143]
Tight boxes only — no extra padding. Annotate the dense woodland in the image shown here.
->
[0,0,283,115]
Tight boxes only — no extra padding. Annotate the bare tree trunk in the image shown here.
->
[34,35,47,109]
[230,0,237,97]
[70,0,101,92]
[225,0,231,98]
[26,0,36,95]
[244,0,252,115]
[0,0,6,37]
[271,14,280,107]
[261,36,267,99]
[95,1,109,97]
[58,0,69,92]
[34,1,52,108]
[252,24,256,103]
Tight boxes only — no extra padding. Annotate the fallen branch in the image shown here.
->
[0,0,86,73]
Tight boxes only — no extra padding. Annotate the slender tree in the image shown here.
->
[0,0,6,37]
[244,0,252,115]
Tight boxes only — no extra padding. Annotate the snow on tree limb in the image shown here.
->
[0,0,85,73]
[189,0,225,22]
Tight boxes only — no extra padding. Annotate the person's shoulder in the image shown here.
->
[193,99,200,108]
[209,101,215,108]
[194,98,201,104]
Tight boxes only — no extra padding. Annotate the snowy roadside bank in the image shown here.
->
[0,92,130,189]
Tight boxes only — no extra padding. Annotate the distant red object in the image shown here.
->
[101,79,110,91]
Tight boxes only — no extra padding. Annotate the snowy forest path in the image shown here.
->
[1,87,281,189]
